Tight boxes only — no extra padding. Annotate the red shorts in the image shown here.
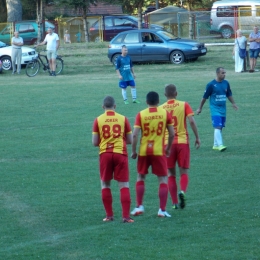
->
[137,155,167,176]
[167,143,190,169]
[99,153,129,182]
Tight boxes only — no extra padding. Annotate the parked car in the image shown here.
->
[89,15,163,42]
[0,20,55,45]
[108,29,207,65]
[0,43,37,70]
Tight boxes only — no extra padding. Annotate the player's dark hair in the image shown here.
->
[103,96,115,108]
[216,67,224,74]
[146,91,159,105]
[121,45,127,49]
[165,84,177,98]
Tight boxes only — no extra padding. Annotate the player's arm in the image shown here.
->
[126,132,132,144]
[130,67,135,79]
[56,39,60,51]
[196,98,207,115]
[188,115,200,149]
[131,127,140,159]
[36,39,47,47]
[92,133,100,146]
[165,125,174,157]
[227,96,238,110]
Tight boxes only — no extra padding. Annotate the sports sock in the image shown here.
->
[131,88,137,100]
[168,176,178,204]
[102,188,113,217]
[120,187,131,218]
[136,180,145,207]
[214,129,223,146]
[180,173,189,193]
[122,88,127,101]
[158,183,168,211]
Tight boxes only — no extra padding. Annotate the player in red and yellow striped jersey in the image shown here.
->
[131,91,174,218]
[160,84,200,209]
[92,96,134,223]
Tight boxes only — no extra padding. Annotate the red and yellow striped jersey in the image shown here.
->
[160,99,194,144]
[92,110,132,155]
[134,107,173,156]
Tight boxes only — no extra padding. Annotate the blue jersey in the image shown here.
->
[116,55,134,82]
[203,79,232,117]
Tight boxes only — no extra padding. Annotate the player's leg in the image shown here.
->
[100,153,114,221]
[130,80,140,103]
[119,82,128,104]
[167,144,178,208]
[114,154,134,223]
[212,116,226,151]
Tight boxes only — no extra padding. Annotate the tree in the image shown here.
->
[59,0,97,42]
[6,0,22,21]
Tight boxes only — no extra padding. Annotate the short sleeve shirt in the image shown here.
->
[12,37,23,49]
[116,55,134,82]
[92,110,132,155]
[134,107,173,156]
[44,33,59,51]
[203,79,232,117]
[249,32,260,49]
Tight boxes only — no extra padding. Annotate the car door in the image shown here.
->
[0,26,12,44]
[121,32,142,61]
[113,17,137,37]
[102,17,114,41]
[141,32,168,61]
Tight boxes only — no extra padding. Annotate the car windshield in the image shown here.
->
[128,16,138,22]
[157,30,178,40]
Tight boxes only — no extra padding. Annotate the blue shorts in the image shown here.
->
[249,49,260,59]
[211,116,226,128]
[119,80,135,89]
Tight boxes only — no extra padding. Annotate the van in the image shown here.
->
[210,0,260,38]
[0,20,55,45]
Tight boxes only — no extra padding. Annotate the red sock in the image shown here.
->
[102,188,113,217]
[180,173,189,193]
[120,187,131,218]
[168,176,178,204]
[136,181,145,206]
[158,183,168,211]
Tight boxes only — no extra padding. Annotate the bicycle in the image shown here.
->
[26,50,63,77]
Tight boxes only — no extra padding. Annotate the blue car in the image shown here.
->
[108,29,207,65]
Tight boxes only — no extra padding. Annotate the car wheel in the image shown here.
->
[221,26,233,39]
[111,54,120,66]
[1,56,12,70]
[170,51,185,65]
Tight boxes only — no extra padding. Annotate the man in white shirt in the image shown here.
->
[11,31,24,74]
[37,28,60,76]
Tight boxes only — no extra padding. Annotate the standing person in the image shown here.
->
[116,45,140,105]
[196,67,238,151]
[92,96,134,223]
[131,91,174,218]
[248,26,260,73]
[160,84,200,210]
[64,30,71,44]
[11,31,23,74]
[75,32,81,43]
[36,28,60,76]
[233,29,247,73]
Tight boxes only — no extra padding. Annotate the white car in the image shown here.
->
[0,42,37,70]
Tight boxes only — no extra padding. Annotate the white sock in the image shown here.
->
[131,88,137,100]
[122,89,127,100]
[214,129,223,146]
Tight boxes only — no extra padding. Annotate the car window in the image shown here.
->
[2,26,11,35]
[123,32,139,43]
[216,6,234,17]
[257,6,260,17]
[114,34,125,43]
[19,24,35,33]
[157,31,177,40]
[104,18,113,27]
[142,33,152,42]
[238,6,252,17]
[114,18,135,27]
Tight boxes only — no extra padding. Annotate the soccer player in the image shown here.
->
[116,45,140,105]
[92,96,134,223]
[196,67,238,151]
[131,91,174,217]
[161,84,200,209]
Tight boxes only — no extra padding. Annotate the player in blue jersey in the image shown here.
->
[116,45,140,105]
[196,67,238,151]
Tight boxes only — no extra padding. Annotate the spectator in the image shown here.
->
[11,31,23,75]
[64,30,71,44]
[75,32,81,43]
[248,26,260,73]
[233,29,247,73]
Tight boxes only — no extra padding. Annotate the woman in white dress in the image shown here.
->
[233,29,247,72]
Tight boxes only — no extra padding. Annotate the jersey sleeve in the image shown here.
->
[125,117,132,134]
[134,113,141,128]
[185,102,194,117]
[203,83,213,99]
[92,118,99,134]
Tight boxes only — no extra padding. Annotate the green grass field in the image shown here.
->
[1,43,259,260]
